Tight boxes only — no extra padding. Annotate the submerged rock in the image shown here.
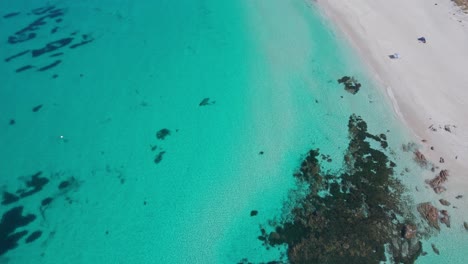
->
[439,210,450,228]
[256,114,422,263]
[426,170,449,193]
[439,199,451,206]
[417,202,439,230]
[431,244,440,255]
[402,224,417,239]
[338,76,361,94]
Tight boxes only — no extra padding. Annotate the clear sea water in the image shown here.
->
[1,0,466,263]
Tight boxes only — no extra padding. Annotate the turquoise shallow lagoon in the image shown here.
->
[1,0,465,263]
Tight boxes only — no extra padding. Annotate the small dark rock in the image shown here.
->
[439,199,450,206]
[259,151,264,155]
[401,224,416,239]
[250,210,258,217]
[464,222,468,230]
[456,195,463,199]
[9,119,15,125]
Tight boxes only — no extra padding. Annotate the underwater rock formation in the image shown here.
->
[426,170,449,194]
[439,199,450,206]
[258,114,422,263]
[338,76,361,94]
[417,203,440,230]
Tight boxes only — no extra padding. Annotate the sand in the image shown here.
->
[316,0,468,211]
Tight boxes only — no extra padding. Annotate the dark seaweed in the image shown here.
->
[1,192,20,205]
[37,60,61,71]
[199,97,215,106]
[8,33,36,44]
[41,197,53,206]
[338,76,361,95]
[31,6,55,15]
[32,105,43,112]
[32,38,73,57]
[51,26,59,34]
[4,50,30,62]
[258,114,422,264]
[3,12,20,19]
[15,65,34,73]
[69,39,94,49]
[154,151,166,164]
[0,206,36,256]
[49,52,63,58]
[9,119,15,125]
[17,171,49,198]
[25,231,42,243]
[156,129,171,140]
[58,180,69,190]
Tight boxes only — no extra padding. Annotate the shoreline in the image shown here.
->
[315,0,468,212]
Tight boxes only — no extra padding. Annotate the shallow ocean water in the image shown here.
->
[1,0,465,263]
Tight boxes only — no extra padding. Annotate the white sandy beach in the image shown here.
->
[317,0,468,212]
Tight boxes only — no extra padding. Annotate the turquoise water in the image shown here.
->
[1,0,465,263]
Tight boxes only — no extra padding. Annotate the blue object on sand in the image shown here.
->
[418,37,426,43]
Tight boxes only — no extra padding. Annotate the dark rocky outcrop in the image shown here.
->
[439,199,450,206]
[417,203,439,230]
[402,225,417,239]
[338,76,361,94]
[426,170,449,194]
[257,115,422,263]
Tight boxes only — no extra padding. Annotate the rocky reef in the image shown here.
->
[338,76,361,94]
[258,114,422,263]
